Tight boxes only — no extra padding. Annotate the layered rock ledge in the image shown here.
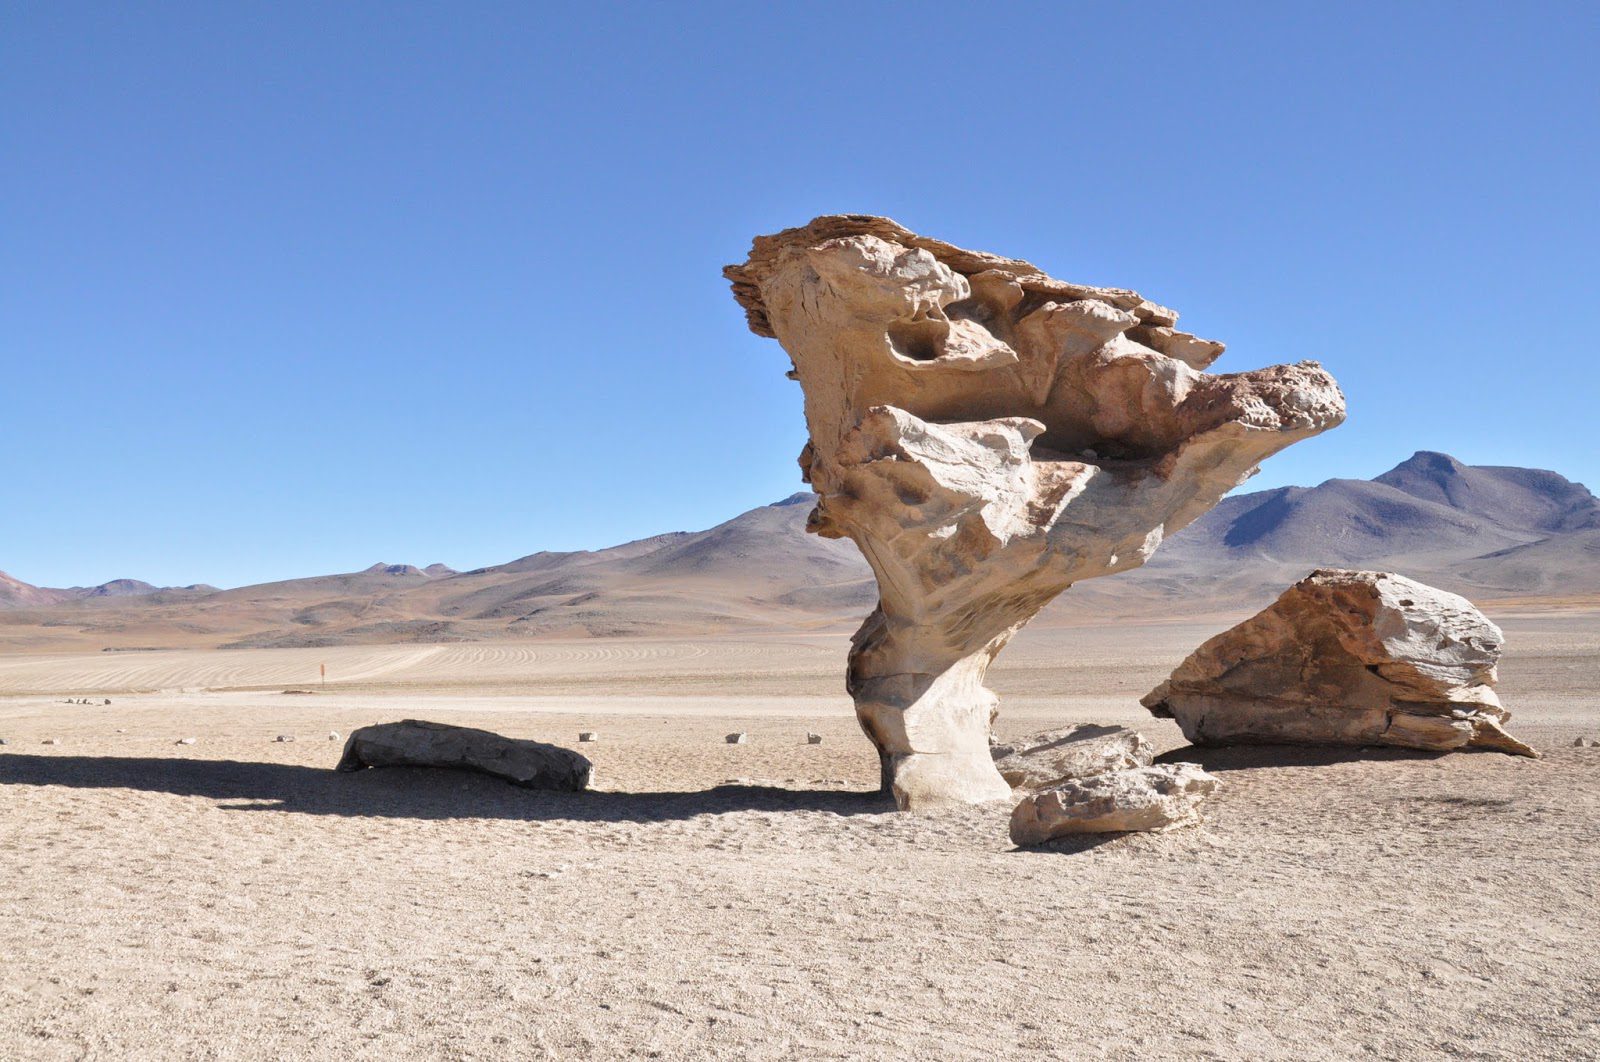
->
[1143,569,1536,757]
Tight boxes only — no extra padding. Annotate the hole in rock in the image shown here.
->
[887,318,946,361]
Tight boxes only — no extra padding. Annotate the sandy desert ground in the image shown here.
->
[2,611,1598,1060]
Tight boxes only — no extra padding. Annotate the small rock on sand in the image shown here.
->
[328,731,341,741]
[806,733,823,745]
[726,733,748,745]
[1574,737,1598,748]
[1010,763,1220,845]
[175,737,196,746]
[42,738,58,745]
[578,732,598,743]
[275,735,295,743]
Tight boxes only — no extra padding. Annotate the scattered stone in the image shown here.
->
[1575,737,1599,748]
[1144,570,1537,758]
[1010,763,1220,844]
[275,734,295,743]
[0,738,9,746]
[115,728,126,734]
[991,724,1154,790]
[337,719,593,791]
[578,732,598,743]
[806,732,823,745]
[41,738,58,745]
[725,732,748,745]
[103,699,111,705]
[327,731,341,742]
[175,737,196,746]
[725,216,1343,810]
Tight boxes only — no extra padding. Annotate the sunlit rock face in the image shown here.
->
[1143,569,1537,758]
[726,215,1346,810]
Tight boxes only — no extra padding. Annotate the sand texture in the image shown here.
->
[2,615,1598,1059]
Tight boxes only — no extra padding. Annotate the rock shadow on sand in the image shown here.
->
[1156,743,1448,772]
[0,755,896,822]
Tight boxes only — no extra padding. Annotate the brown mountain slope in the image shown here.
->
[2,454,1595,652]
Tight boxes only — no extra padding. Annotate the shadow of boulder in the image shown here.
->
[0,754,896,823]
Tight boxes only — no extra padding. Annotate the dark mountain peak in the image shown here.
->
[83,579,158,597]
[364,563,425,577]
[1383,450,1467,482]
[1375,451,1599,534]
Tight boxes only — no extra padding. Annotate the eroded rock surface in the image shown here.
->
[337,720,594,790]
[1009,763,1219,844]
[991,724,1153,789]
[1143,570,1536,757]
[725,215,1345,809]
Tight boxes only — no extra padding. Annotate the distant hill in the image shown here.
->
[1,452,1595,651]
[0,571,217,608]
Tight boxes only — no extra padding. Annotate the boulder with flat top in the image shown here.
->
[337,719,594,790]
[990,724,1153,789]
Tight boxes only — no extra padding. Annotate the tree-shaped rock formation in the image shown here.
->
[725,216,1346,809]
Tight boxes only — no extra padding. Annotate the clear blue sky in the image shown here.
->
[4,3,1596,588]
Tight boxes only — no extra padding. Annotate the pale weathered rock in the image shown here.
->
[806,732,823,745]
[174,737,194,746]
[991,724,1154,790]
[1144,570,1536,757]
[337,720,593,791]
[1010,763,1219,844]
[327,731,341,742]
[725,733,748,745]
[578,731,598,743]
[275,734,295,743]
[726,215,1345,809]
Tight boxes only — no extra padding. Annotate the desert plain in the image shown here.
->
[2,608,1597,1060]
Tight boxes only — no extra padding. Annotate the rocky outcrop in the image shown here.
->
[991,724,1153,790]
[1143,570,1536,757]
[1009,763,1219,844]
[725,215,1345,810]
[336,720,595,790]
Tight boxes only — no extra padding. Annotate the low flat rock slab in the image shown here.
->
[1010,763,1219,845]
[991,724,1153,789]
[337,720,593,791]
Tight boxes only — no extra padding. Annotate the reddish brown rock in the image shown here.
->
[1143,569,1536,757]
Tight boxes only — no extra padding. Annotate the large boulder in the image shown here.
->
[1143,569,1536,757]
[1009,763,1219,844]
[336,720,594,790]
[991,724,1153,789]
[725,215,1345,810]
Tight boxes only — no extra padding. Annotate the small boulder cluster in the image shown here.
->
[994,724,1218,846]
[1004,568,1541,847]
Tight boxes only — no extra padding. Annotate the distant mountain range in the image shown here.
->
[2,452,1595,651]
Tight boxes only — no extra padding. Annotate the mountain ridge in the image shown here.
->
[2,452,1595,651]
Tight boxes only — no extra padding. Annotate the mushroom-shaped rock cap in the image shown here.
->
[726,216,1347,810]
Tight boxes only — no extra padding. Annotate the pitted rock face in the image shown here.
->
[726,215,1347,810]
[1142,569,1537,757]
